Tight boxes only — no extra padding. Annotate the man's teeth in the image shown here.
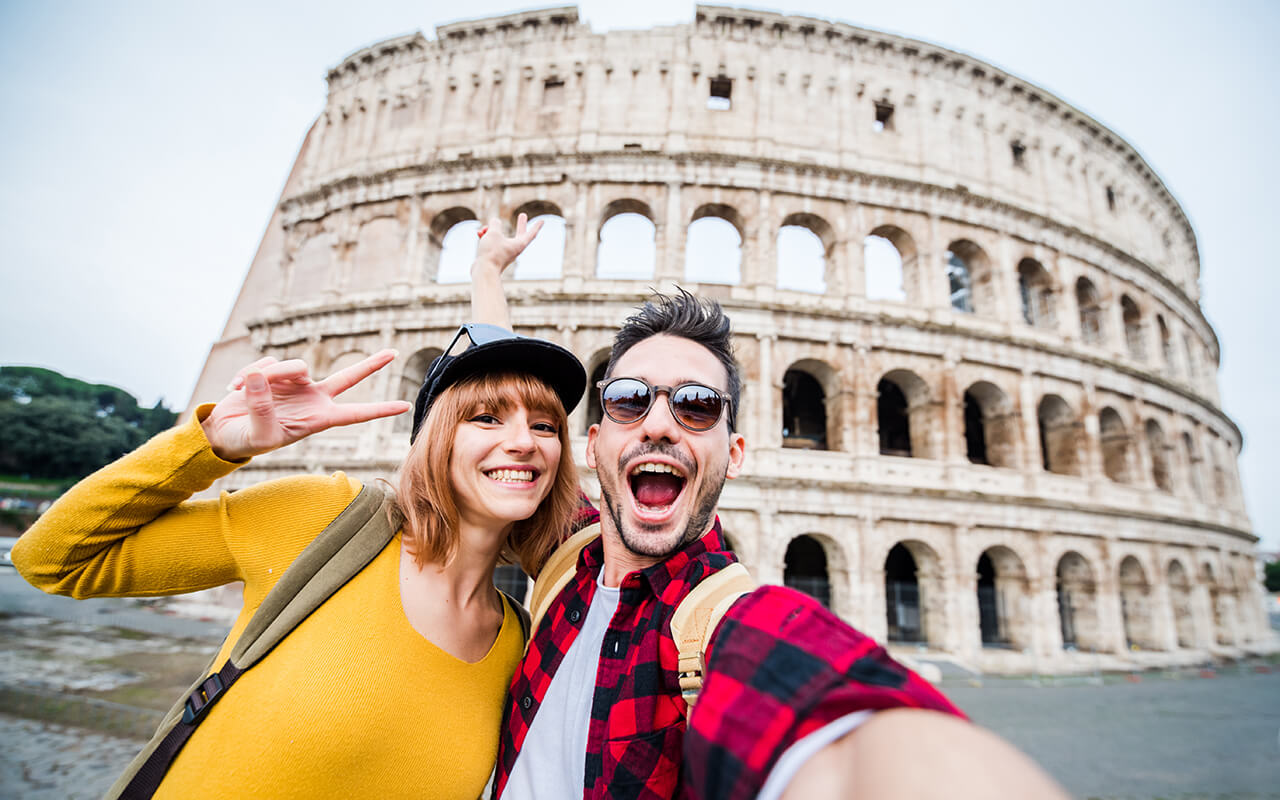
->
[630,462,684,477]
[487,469,534,483]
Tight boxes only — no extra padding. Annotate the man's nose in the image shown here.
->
[639,390,683,442]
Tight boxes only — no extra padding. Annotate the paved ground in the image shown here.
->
[0,567,1276,799]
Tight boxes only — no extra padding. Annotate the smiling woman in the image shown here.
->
[10,222,587,800]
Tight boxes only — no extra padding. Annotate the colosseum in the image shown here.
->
[187,5,1272,673]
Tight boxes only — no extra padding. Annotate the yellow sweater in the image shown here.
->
[13,413,523,799]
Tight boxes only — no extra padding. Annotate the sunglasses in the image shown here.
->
[423,323,516,388]
[597,377,730,432]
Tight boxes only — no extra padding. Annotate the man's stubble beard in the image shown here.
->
[598,457,729,560]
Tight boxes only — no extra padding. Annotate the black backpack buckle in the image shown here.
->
[182,673,225,724]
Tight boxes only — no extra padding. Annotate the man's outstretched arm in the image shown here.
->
[470,212,543,329]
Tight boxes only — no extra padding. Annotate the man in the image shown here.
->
[473,218,1067,800]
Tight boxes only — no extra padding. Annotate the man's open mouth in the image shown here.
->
[628,462,687,512]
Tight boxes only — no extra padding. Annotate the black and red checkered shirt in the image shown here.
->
[495,510,963,799]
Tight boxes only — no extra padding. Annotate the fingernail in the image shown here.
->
[246,372,266,391]
[477,226,488,238]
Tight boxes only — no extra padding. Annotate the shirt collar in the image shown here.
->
[580,517,728,599]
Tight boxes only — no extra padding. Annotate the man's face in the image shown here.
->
[586,334,746,564]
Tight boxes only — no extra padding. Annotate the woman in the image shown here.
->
[12,218,583,799]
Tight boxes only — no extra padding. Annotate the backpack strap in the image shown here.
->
[525,522,600,647]
[670,562,754,721]
[110,482,395,800]
[499,589,532,642]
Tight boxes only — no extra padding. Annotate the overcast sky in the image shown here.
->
[0,0,1275,551]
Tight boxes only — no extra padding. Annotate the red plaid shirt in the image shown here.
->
[495,510,964,800]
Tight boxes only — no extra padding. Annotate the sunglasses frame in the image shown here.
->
[596,377,731,432]
[422,323,516,389]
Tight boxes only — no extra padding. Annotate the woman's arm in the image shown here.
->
[469,213,543,329]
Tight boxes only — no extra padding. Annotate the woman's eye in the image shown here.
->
[533,422,558,434]
[470,414,500,425]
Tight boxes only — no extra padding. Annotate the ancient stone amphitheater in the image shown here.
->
[188,6,1270,672]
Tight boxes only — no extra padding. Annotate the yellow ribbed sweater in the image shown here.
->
[12,412,523,799]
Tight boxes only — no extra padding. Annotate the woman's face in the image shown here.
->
[448,399,563,532]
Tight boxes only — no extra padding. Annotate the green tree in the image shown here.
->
[1265,560,1280,593]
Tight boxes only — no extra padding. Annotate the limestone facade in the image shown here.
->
[188,6,1271,671]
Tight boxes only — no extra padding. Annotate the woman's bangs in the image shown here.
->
[462,371,565,420]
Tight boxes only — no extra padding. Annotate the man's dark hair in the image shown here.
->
[606,288,741,432]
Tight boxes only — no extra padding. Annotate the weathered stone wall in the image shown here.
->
[191,5,1270,671]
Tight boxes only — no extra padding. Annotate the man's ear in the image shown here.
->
[725,432,746,479]
[585,423,600,469]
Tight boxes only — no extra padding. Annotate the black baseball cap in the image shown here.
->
[410,323,586,442]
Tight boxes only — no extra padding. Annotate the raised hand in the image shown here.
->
[473,212,545,278]
[202,350,411,462]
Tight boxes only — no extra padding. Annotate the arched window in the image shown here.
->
[963,382,1018,469]
[877,379,912,457]
[396,347,443,433]
[1167,560,1195,648]
[1158,315,1176,376]
[885,543,921,642]
[1098,407,1132,483]
[685,206,742,284]
[976,550,1030,649]
[1145,419,1172,492]
[513,207,566,279]
[1121,295,1145,360]
[863,234,906,301]
[776,223,826,293]
[1056,552,1100,651]
[436,218,481,283]
[782,369,827,450]
[784,536,830,607]
[1017,258,1055,329]
[1182,432,1204,500]
[1076,278,1104,345]
[1119,557,1158,650]
[1037,395,1082,476]
[945,250,973,312]
[597,209,656,278]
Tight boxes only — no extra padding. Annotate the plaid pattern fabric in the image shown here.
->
[494,515,736,800]
[683,585,967,800]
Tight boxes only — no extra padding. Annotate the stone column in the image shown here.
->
[746,190,772,289]
[1080,383,1104,482]
[1018,368,1041,473]
[657,182,684,287]
[755,334,780,450]
[940,356,964,464]
[852,344,878,458]
[1028,574,1064,658]
[562,181,592,286]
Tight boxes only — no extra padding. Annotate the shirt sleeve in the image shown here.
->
[682,585,966,800]
[11,406,362,606]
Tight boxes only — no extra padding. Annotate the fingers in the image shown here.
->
[227,356,278,391]
[319,349,398,396]
[327,400,413,428]
[227,357,310,391]
[242,370,279,447]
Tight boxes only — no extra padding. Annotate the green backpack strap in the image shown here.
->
[109,482,396,800]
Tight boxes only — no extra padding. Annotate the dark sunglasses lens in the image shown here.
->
[671,385,723,430]
[602,379,651,422]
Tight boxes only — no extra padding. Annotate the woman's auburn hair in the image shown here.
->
[390,370,577,578]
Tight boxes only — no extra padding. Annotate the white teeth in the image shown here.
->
[629,462,684,478]
[486,469,534,483]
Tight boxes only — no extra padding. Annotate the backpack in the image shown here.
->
[526,523,754,720]
[109,483,530,800]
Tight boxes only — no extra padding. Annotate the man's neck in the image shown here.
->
[599,532,661,588]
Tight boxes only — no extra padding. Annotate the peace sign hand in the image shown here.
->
[202,350,411,462]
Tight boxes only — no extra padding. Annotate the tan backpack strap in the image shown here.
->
[671,562,754,720]
[526,523,601,647]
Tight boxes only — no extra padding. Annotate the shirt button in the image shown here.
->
[568,610,581,623]
[522,695,532,709]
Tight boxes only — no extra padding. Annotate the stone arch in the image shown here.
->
[884,540,946,648]
[686,204,744,284]
[776,212,833,293]
[1055,550,1102,651]
[582,348,611,433]
[597,199,656,278]
[1098,407,1134,484]
[1017,258,1056,330]
[877,369,936,459]
[1037,394,1083,476]
[1166,558,1195,648]
[1119,555,1160,650]
[288,231,336,302]
[1182,432,1205,500]
[395,347,443,433]
[1145,419,1173,492]
[944,239,993,315]
[1157,315,1177,376]
[1121,295,1145,361]
[1200,561,1234,646]
[1075,277,1105,345]
[962,381,1018,469]
[865,225,918,303]
[429,207,480,283]
[350,215,404,289]
[512,201,566,280]
[784,534,832,607]
[976,545,1032,650]
[782,358,837,451]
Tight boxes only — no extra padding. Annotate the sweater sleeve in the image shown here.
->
[12,405,363,603]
